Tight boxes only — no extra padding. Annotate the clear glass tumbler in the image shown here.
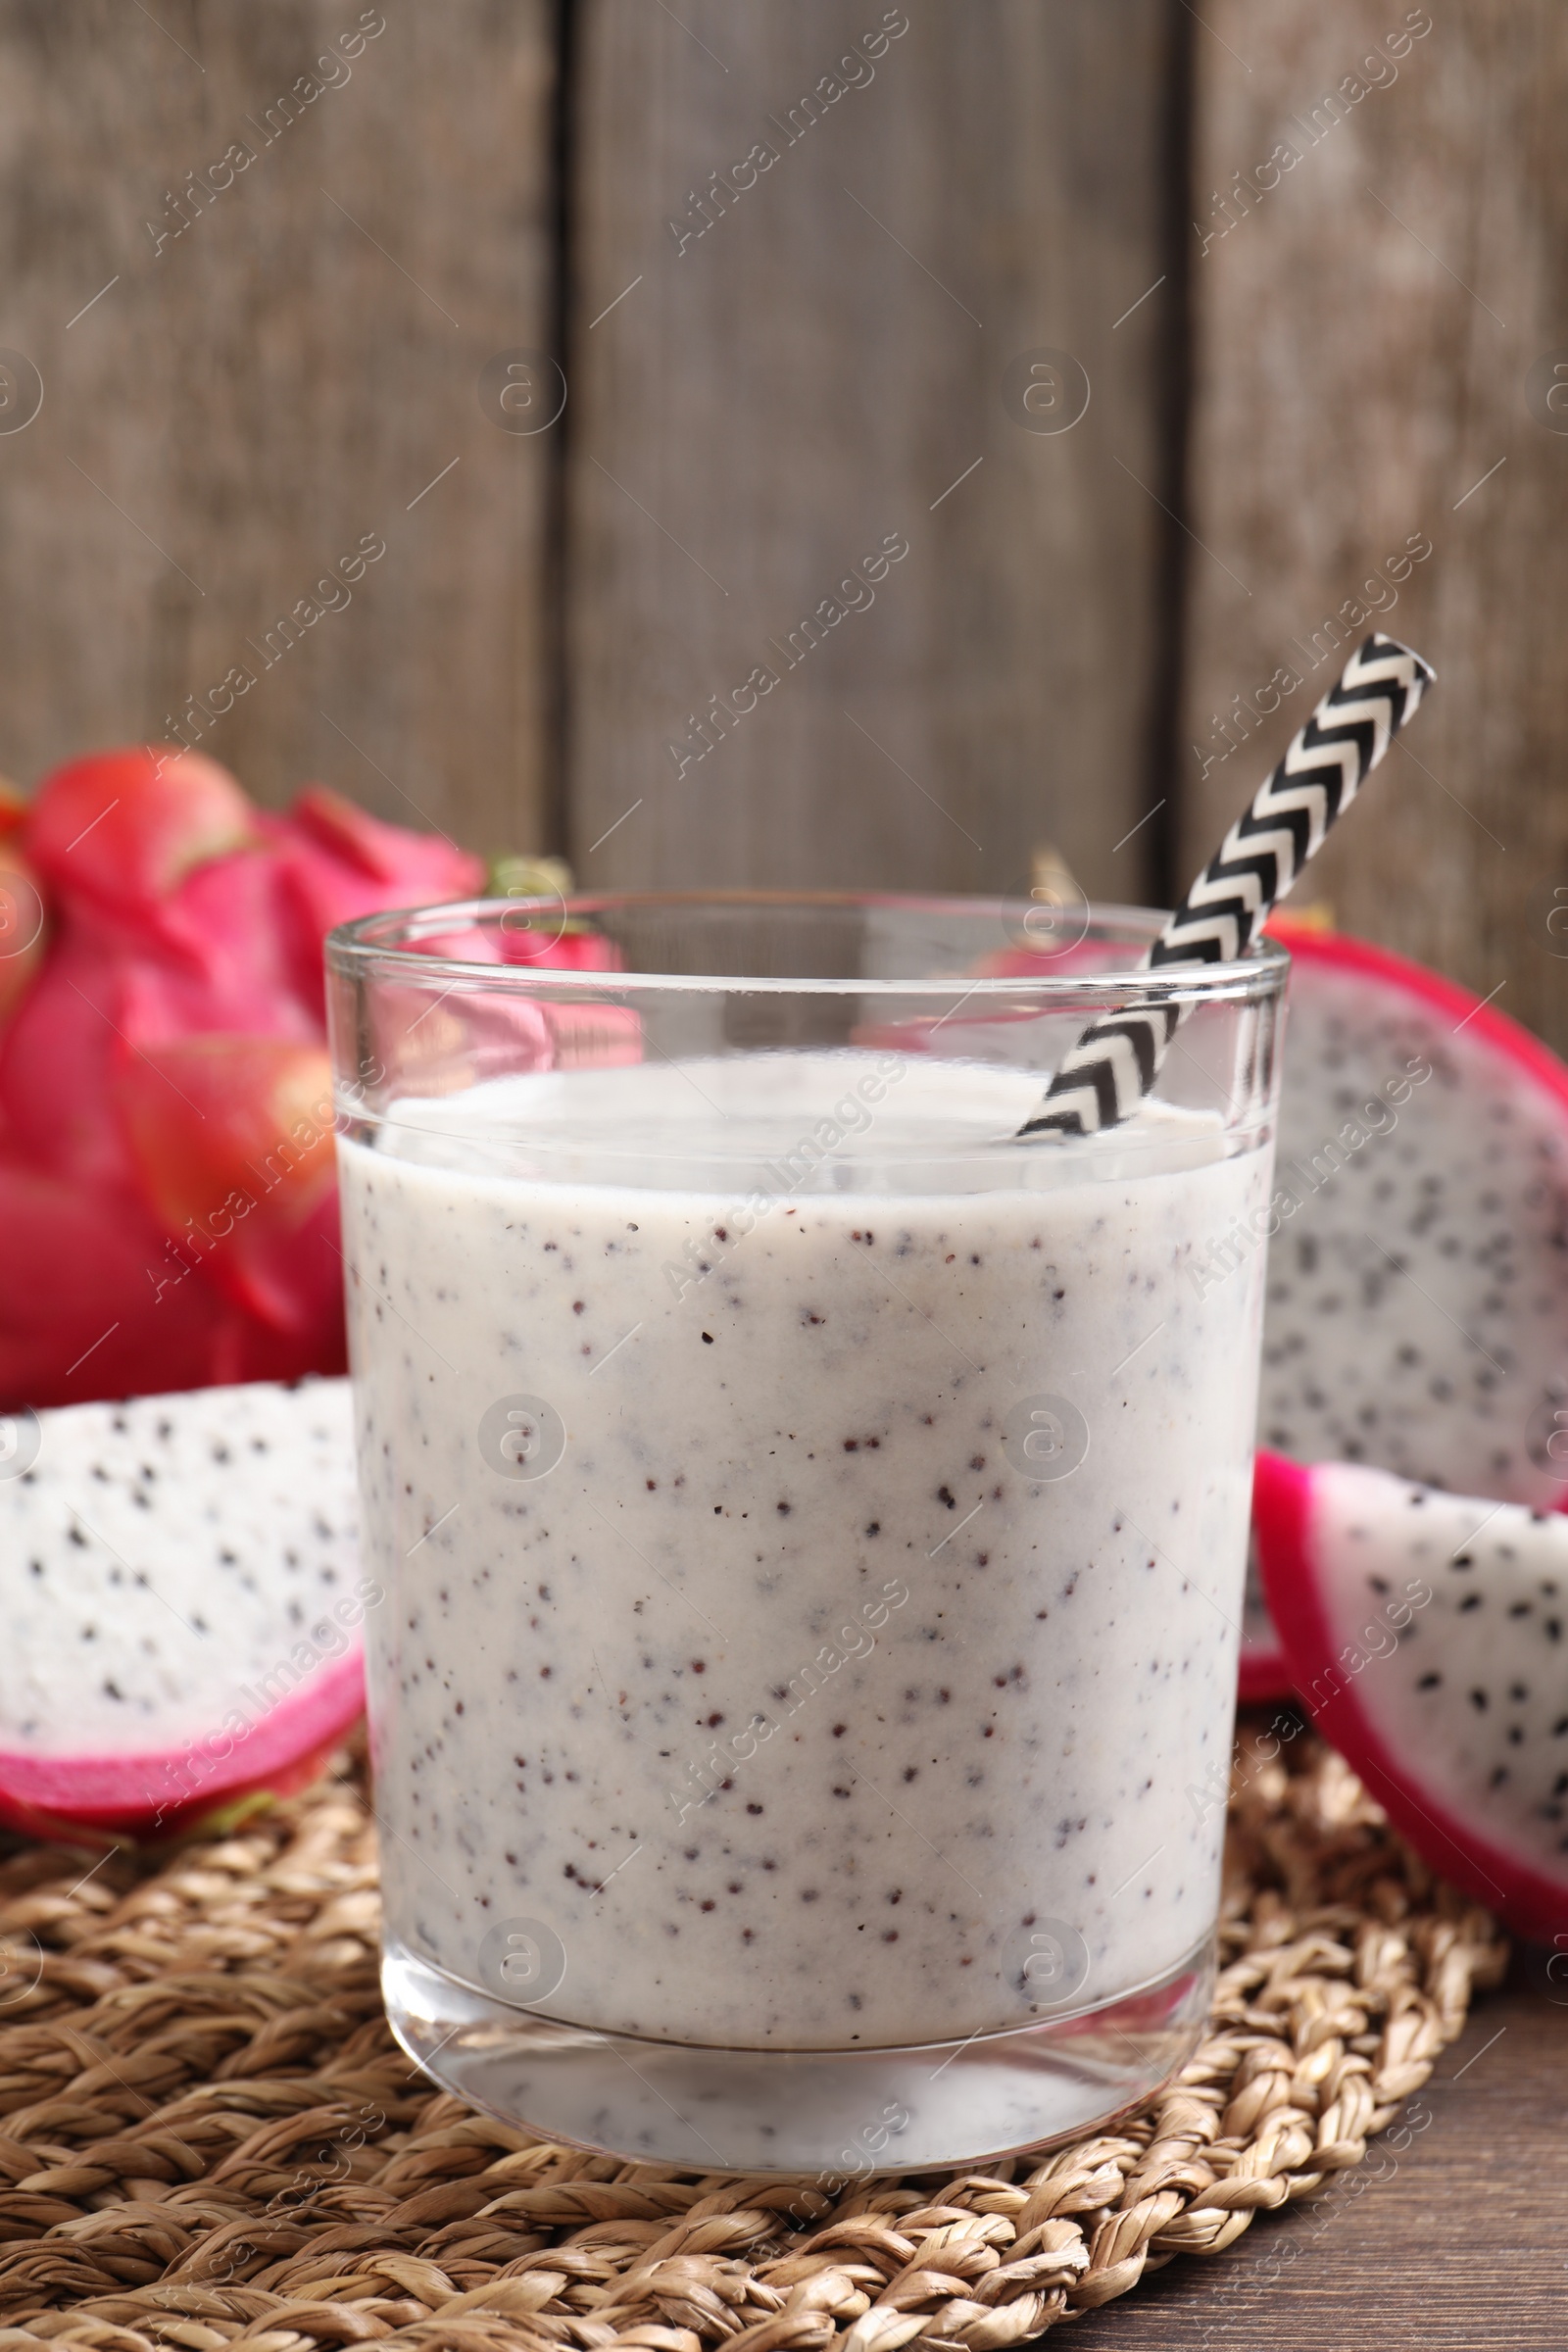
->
[326,894,1287,2177]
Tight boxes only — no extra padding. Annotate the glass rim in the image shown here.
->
[325,891,1291,1004]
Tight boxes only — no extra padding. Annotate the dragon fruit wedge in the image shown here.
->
[1255,1449,1568,1941]
[0,1376,369,1844]
[1234,923,1568,1696]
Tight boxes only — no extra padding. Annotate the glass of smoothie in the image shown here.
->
[327,893,1287,2177]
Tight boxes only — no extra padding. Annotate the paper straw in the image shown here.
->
[1017,632,1437,1140]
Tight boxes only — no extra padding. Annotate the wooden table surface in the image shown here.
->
[1086,1944,1568,2351]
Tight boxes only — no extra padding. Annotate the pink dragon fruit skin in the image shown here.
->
[0,1157,322,1405]
[0,747,485,1411]
[0,834,47,1028]
[24,746,258,919]
[272,786,484,1017]
[114,1036,343,1342]
[0,930,139,1186]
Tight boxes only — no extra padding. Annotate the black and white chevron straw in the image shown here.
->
[1017,632,1436,1140]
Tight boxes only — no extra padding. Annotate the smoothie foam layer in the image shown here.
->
[341,1052,1270,2050]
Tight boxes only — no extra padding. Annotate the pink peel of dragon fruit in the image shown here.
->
[1254,1449,1568,1942]
[24,746,259,927]
[1240,921,1568,1697]
[0,831,47,1030]
[0,1376,368,1844]
[0,745,484,1408]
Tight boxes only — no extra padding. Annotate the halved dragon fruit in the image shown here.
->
[1238,924,1568,1693]
[1255,1450,1568,1942]
[0,1376,369,1843]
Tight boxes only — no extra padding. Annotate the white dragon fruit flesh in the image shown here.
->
[0,1377,369,1841]
[1255,1448,1568,1940]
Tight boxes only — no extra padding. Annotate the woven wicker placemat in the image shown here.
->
[0,1719,1506,2350]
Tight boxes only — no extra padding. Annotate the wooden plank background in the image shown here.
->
[0,0,559,858]
[564,0,1182,906]
[1180,0,1568,1053]
[0,0,1561,1043]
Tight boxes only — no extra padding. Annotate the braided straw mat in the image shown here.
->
[0,1719,1506,2351]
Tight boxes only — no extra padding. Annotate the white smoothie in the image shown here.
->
[340,1051,1269,2051]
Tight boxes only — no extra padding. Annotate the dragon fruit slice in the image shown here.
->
[0,1376,370,1843]
[1256,924,1568,1490]
[1255,1450,1568,1941]
[1238,925,1568,1695]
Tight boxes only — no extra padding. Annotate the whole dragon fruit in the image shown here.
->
[0,746,482,1409]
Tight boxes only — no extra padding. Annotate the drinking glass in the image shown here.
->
[326,893,1287,2176]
